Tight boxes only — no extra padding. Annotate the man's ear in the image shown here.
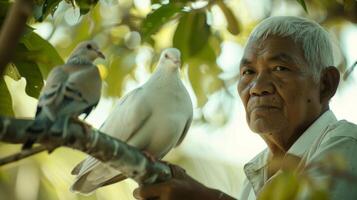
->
[320,66,340,104]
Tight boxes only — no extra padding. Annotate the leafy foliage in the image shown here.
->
[0,0,10,20]
[141,3,183,42]
[1,0,357,199]
[19,30,64,78]
[296,0,308,13]
[104,49,136,97]
[216,0,240,35]
[0,0,356,122]
[258,171,330,200]
[10,30,64,98]
[75,0,99,15]
[0,77,14,116]
[34,0,99,21]
[33,0,63,21]
[173,11,211,62]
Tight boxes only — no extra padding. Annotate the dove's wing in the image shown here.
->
[57,65,102,117]
[100,87,152,141]
[176,116,193,146]
[71,87,153,194]
[37,66,69,120]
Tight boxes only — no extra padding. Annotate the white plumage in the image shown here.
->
[71,48,193,194]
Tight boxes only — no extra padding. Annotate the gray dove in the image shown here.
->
[70,48,193,194]
[23,41,105,149]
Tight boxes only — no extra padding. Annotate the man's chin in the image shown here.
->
[249,119,283,134]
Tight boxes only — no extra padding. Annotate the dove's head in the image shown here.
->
[69,41,105,64]
[159,48,181,69]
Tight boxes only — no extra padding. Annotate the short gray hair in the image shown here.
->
[247,16,334,81]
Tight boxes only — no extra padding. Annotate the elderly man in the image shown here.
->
[134,16,357,200]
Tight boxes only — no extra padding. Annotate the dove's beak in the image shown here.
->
[170,58,181,67]
[174,60,181,66]
[96,50,105,59]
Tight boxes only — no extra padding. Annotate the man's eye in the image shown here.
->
[274,66,290,71]
[242,69,255,75]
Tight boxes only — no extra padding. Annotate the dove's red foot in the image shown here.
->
[142,150,157,162]
[72,118,92,135]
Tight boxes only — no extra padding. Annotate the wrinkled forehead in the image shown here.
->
[241,35,307,66]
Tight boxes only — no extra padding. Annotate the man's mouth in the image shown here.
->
[251,105,279,112]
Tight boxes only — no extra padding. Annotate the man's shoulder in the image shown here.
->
[323,119,357,141]
[304,119,357,164]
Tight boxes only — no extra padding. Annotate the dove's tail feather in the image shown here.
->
[100,174,127,187]
[23,112,53,149]
[70,171,100,195]
[71,157,122,194]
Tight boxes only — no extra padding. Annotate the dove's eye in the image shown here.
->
[165,54,169,59]
[86,44,92,49]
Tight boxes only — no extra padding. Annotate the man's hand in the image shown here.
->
[133,164,236,200]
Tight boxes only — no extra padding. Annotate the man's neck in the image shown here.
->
[261,130,304,179]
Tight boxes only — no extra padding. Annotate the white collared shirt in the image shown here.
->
[238,110,357,200]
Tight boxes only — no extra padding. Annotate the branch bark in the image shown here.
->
[0,116,172,185]
[0,0,34,75]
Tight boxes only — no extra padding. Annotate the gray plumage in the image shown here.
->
[71,48,193,194]
[24,41,105,149]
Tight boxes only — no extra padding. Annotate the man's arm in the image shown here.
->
[133,164,237,200]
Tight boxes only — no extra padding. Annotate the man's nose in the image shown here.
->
[249,73,275,96]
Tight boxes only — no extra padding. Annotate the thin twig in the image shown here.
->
[343,61,357,81]
[0,145,50,166]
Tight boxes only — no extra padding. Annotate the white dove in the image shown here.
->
[70,48,193,194]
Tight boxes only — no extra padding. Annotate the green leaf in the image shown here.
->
[0,1,10,20]
[0,77,14,116]
[75,0,99,15]
[11,30,64,98]
[189,12,210,57]
[173,11,210,63]
[152,0,196,4]
[13,60,43,98]
[216,0,240,35]
[4,64,21,81]
[141,3,183,42]
[187,43,223,107]
[20,31,64,78]
[150,0,162,4]
[258,171,301,200]
[296,0,308,13]
[104,50,136,98]
[170,0,192,3]
[34,0,62,22]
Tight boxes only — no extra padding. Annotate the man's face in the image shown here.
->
[238,36,322,138]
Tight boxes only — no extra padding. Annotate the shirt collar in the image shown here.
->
[243,110,338,196]
[287,110,337,157]
[244,110,337,171]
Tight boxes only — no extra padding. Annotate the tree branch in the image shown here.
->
[0,116,172,185]
[0,145,48,165]
[0,0,34,75]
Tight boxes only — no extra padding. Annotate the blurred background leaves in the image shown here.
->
[0,0,357,199]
